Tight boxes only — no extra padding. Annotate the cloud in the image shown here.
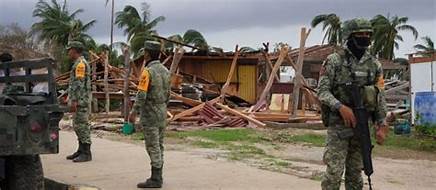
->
[0,0,435,56]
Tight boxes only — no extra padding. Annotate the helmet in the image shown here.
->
[66,41,85,51]
[341,18,373,41]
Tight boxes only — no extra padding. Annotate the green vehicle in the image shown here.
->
[0,58,65,189]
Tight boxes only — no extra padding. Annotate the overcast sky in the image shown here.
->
[1,0,435,58]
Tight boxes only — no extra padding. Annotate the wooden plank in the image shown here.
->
[169,48,185,75]
[290,27,311,117]
[215,103,266,127]
[261,50,280,81]
[252,46,288,112]
[170,92,202,107]
[385,82,409,94]
[221,45,240,98]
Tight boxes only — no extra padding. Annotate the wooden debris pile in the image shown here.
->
[56,28,324,130]
[167,28,323,130]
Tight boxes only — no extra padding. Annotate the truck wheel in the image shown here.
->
[0,155,44,190]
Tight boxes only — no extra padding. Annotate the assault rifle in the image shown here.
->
[348,80,374,190]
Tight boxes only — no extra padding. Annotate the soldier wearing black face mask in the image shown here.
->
[317,18,388,190]
[347,31,372,59]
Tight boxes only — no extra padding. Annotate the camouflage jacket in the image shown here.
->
[68,56,91,108]
[132,60,171,123]
[317,47,387,125]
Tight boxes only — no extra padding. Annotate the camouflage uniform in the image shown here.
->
[317,19,387,190]
[68,56,92,144]
[132,60,171,169]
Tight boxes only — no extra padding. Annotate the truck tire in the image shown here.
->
[0,155,44,190]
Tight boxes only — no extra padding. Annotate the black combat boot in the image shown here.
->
[137,167,163,188]
[73,143,92,162]
[66,142,82,160]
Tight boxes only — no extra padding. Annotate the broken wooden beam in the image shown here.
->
[215,103,266,127]
[220,45,240,98]
[290,27,311,116]
[171,97,220,122]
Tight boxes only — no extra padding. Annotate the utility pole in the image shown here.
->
[110,0,115,54]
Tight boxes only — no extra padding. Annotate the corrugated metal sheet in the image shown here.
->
[238,65,256,103]
[202,60,237,83]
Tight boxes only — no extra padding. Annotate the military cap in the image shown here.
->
[66,41,85,50]
[134,41,161,60]
[143,40,161,51]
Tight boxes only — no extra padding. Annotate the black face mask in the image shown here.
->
[351,36,371,49]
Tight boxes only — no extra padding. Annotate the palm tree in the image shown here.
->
[166,29,208,51]
[115,3,165,55]
[414,36,435,57]
[371,15,418,60]
[311,14,342,45]
[31,0,96,47]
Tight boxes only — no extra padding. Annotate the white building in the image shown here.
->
[409,53,436,123]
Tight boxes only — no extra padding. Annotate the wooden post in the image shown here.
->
[290,27,311,117]
[261,50,280,81]
[169,47,185,75]
[104,52,110,114]
[220,45,240,98]
[252,46,288,112]
[91,54,98,113]
[122,46,131,121]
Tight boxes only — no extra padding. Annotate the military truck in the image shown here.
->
[0,58,65,190]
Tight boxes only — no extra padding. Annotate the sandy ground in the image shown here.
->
[42,131,319,190]
[42,130,436,190]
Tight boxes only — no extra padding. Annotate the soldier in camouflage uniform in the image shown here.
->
[129,41,170,188]
[65,41,92,163]
[317,18,389,190]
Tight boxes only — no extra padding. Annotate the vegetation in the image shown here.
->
[0,23,36,50]
[371,15,418,60]
[167,29,209,52]
[414,36,435,57]
[311,13,419,60]
[31,0,96,48]
[115,3,165,55]
[311,13,342,45]
[161,128,436,155]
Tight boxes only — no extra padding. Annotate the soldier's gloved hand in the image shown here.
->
[70,101,78,113]
[375,122,389,145]
[339,105,356,128]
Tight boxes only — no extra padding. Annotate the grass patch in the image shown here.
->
[288,134,325,147]
[131,132,144,141]
[166,128,263,143]
[380,132,436,152]
[227,144,267,160]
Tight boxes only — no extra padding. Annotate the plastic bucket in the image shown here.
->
[122,122,135,135]
[394,119,411,135]
[414,91,436,125]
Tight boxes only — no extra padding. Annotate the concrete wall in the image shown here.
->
[410,61,436,122]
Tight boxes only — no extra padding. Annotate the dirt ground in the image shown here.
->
[99,129,436,190]
[59,119,436,190]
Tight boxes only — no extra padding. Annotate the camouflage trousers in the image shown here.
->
[73,106,91,144]
[141,119,165,168]
[321,125,363,190]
